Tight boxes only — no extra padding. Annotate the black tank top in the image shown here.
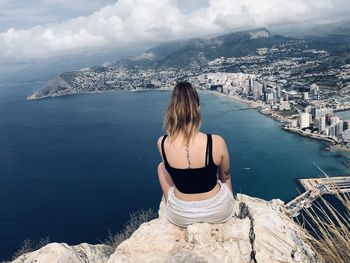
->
[161,134,219,194]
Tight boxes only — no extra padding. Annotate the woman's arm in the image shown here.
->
[215,135,233,194]
[157,136,164,161]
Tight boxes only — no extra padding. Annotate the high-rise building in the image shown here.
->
[262,85,267,101]
[325,113,333,125]
[277,86,281,100]
[336,120,344,137]
[342,129,350,142]
[253,84,261,101]
[299,113,311,129]
[331,116,340,125]
[310,84,320,100]
[324,127,329,136]
[314,118,320,130]
[279,100,290,110]
[266,92,274,103]
[311,107,316,119]
[304,106,312,113]
[315,108,333,120]
[272,88,277,105]
[303,92,309,100]
[249,77,254,95]
[319,115,326,133]
[329,124,336,137]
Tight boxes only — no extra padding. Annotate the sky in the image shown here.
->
[0,0,349,67]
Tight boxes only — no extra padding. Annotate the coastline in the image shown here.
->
[27,87,172,100]
[28,86,350,153]
[327,144,350,152]
[204,90,350,153]
[282,126,336,144]
[203,89,265,109]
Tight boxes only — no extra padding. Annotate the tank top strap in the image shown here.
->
[161,135,169,165]
[205,134,214,166]
[205,134,209,165]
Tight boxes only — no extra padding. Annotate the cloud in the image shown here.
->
[0,0,117,31]
[0,0,349,65]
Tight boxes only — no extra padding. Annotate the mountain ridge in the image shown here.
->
[116,28,288,69]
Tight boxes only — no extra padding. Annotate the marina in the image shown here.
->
[285,176,350,217]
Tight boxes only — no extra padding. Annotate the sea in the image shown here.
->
[1,79,350,260]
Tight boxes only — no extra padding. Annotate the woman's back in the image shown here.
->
[157,131,232,201]
[161,132,218,194]
[160,132,221,169]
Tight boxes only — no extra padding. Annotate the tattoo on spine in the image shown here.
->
[185,143,191,168]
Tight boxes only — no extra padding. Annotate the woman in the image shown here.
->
[157,82,235,227]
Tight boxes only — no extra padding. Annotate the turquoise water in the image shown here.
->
[1,82,350,260]
[335,110,350,120]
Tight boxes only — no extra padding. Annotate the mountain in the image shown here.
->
[271,18,350,38]
[119,28,290,69]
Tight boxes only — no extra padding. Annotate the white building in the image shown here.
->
[324,127,329,136]
[315,108,333,120]
[310,84,320,100]
[277,86,281,100]
[290,118,298,127]
[342,129,350,142]
[279,100,291,110]
[331,116,340,125]
[304,106,312,114]
[329,124,336,137]
[299,113,311,128]
[266,92,274,103]
[336,120,344,137]
[319,115,326,133]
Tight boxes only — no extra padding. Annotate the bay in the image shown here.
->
[1,82,350,260]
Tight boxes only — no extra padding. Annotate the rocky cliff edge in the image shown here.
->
[12,194,318,263]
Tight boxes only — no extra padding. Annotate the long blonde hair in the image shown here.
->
[164,82,201,145]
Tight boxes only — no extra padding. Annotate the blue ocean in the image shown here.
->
[1,79,350,260]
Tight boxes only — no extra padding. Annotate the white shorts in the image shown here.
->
[166,180,236,227]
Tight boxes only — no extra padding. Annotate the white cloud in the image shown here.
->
[0,0,349,65]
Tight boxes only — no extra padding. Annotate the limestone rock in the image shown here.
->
[11,242,112,263]
[107,194,317,263]
[11,194,318,263]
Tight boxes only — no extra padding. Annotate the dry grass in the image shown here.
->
[103,208,157,250]
[300,188,350,263]
[7,208,157,262]
[8,237,50,261]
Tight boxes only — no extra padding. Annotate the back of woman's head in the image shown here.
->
[164,82,201,145]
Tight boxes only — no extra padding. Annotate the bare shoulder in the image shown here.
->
[211,134,226,146]
[211,134,228,165]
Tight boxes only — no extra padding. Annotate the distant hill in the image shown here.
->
[118,28,291,69]
[271,19,350,38]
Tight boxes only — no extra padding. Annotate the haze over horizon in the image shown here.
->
[0,0,349,68]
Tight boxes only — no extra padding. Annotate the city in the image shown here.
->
[27,29,350,151]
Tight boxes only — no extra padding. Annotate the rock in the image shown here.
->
[12,242,112,263]
[107,194,317,263]
[11,194,318,263]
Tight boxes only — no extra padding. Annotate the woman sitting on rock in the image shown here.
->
[157,81,236,227]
